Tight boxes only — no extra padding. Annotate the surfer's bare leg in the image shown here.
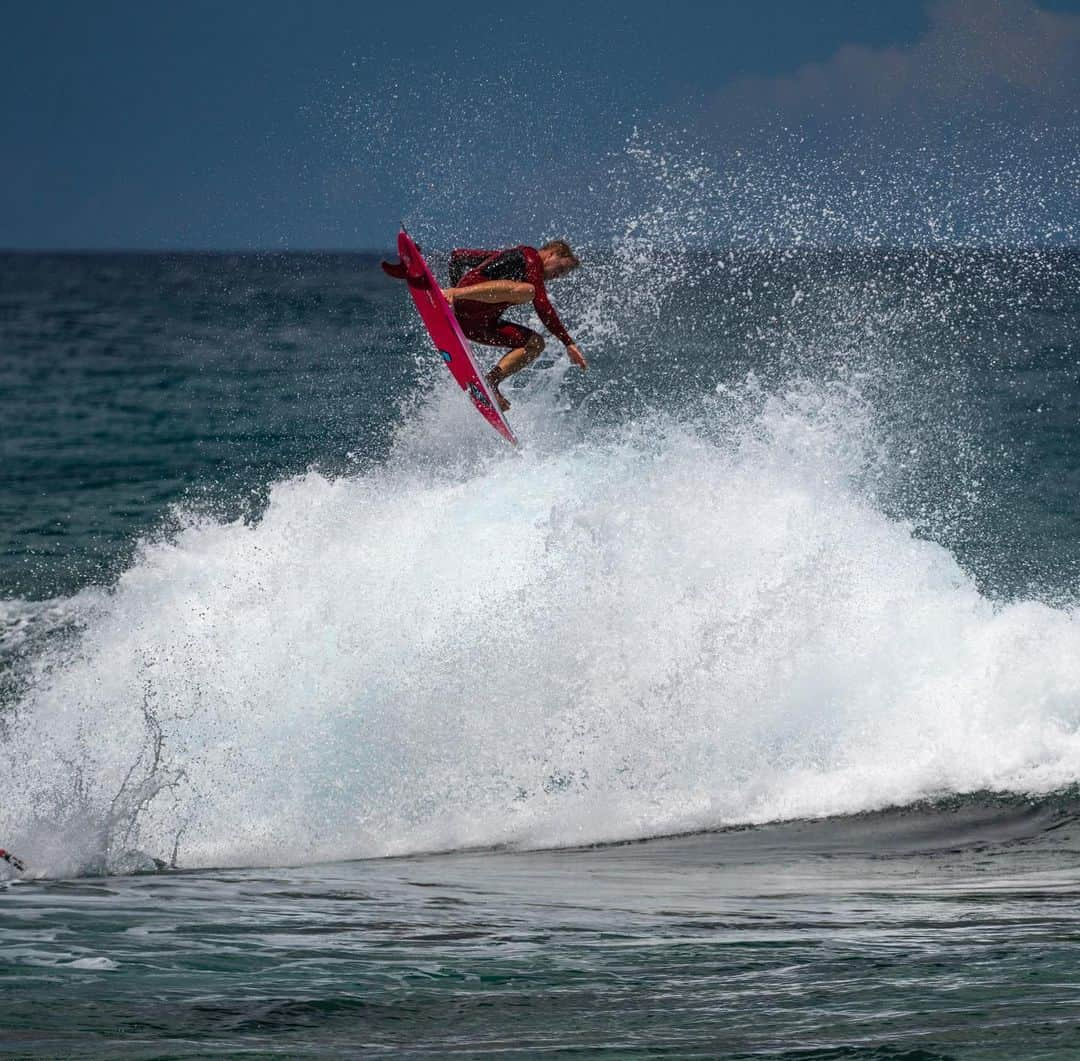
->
[486,334,545,411]
[443,280,534,306]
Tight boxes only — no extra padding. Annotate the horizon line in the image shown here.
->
[3,243,1080,255]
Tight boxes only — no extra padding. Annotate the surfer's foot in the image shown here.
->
[486,372,511,411]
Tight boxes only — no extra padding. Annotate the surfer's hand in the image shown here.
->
[567,343,587,370]
[442,288,457,305]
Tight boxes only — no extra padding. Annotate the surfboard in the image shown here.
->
[382,230,517,445]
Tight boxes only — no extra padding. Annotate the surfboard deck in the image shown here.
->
[383,230,517,445]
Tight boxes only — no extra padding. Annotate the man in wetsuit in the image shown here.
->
[441,239,586,411]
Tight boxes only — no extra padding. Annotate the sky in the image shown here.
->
[2,0,1078,249]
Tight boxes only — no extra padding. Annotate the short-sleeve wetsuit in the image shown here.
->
[449,246,574,350]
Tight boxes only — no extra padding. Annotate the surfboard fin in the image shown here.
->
[381,258,431,289]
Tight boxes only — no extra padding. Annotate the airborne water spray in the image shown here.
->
[2,105,1079,875]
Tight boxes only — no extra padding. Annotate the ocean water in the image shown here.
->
[2,247,1080,1057]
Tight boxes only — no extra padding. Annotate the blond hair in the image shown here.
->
[540,239,580,268]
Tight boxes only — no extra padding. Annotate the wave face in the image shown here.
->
[3,325,1080,875]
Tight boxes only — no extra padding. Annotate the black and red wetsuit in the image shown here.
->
[449,246,574,350]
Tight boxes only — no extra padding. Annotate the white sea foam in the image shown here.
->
[65,957,118,971]
[2,361,1079,876]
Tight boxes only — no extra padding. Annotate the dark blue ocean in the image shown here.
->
[2,246,1080,1057]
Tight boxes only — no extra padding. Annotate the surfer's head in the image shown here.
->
[539,240,580,280]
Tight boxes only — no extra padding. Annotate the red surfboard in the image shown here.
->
[383,230,517,445]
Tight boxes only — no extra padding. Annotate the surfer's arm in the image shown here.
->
[524,251,573,345]
[531,286,574,345]
[535,289,586,369]
[533,289,587,368]
[443,281,534,306]
[524,251,585,367]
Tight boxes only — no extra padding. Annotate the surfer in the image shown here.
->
[0,848,25,873]
[440,240,586,411]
